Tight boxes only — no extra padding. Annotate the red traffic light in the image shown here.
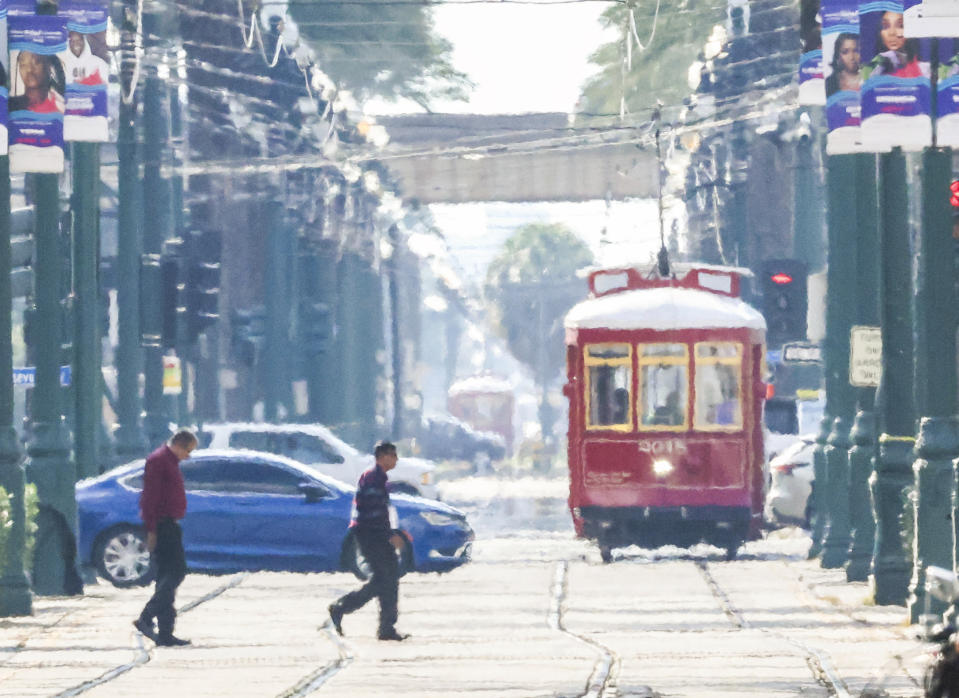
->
[950,179,959,207]
[770,272,793,285]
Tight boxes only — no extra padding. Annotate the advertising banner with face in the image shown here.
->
[859,0,931,150]
[800,0,825,105]
[59,0,108,142]
[0,1,8,156]
[823,0,862,152]
[8,13,66,172]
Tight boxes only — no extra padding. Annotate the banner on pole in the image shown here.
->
[800,0,826,104]
[8,13,66,172]
[59,0,108,142]
[823,0,864,152]
[0,1,8,156]
[859,0,932,150]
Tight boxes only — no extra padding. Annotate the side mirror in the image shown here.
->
[298,482,330,502]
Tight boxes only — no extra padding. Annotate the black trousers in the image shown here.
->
[335,529,399,633]
[139,519,186,636]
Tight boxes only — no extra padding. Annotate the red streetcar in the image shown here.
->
[563,264,767,561]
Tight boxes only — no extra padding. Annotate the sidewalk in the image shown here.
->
[0,547,937,697]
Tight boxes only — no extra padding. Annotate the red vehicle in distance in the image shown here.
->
[563,264,767,561]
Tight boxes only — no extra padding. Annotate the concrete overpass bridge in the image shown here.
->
[375,113,659,204]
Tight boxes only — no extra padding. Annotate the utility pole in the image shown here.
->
[0,153,32,615]
[388,224,402,438]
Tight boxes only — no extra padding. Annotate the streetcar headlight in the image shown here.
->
[652,459,674,477]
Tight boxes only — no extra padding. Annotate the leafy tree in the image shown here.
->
[288,0,472,108]
[485,223,593,455]
[578,1,724,116]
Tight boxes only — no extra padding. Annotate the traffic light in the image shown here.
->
[231,306,266,366]
[160,238,186,349]
[950,179,959,208]
[760,259,808,349]
[185,229,221,343]
[299,301,331,355]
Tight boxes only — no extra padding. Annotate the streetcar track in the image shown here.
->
[51,573,248,698]
[695,560,851,697]
[549,560,621,698]
[275,623,354,697]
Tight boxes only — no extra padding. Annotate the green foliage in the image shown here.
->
[578,1,725,115]
[485,223,593,382]
[289,1,472,108]
[0,482,38,573]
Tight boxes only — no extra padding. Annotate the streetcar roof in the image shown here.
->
[564,286,767,331]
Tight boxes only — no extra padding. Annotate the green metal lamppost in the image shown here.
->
[821,153,859,569]
[0,155,32,615]
[846,153,880,582]
[871,148,915,606]
[908,148,959,623]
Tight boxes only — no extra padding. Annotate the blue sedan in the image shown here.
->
[77,449,474,587]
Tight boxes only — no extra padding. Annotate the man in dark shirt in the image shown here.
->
[133,429,197,647]
[328,441,408,641]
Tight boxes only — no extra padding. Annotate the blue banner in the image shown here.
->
[823,0,863,152]
[8,13,66,172]
[59,0,108,142]
[799,0,825,104]
[859,0,932,149]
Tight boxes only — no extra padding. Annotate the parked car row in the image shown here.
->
[77,449,473,588]
[417,413,506,465]
[763,433,816,529]
[197,422,438,498]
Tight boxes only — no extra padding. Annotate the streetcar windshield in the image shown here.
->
[584,343,632,430]
[694,342,743,430]
[638,343,688,430]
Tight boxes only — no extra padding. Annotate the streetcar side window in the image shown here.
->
[638,343,688,431]
[584,343,633,430]
[694,342,743,430]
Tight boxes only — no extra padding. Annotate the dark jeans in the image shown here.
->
[139,519,186,636]
[335,529,399,633]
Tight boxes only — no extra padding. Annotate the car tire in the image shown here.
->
[94,525,155,588]
[345,531,412,581]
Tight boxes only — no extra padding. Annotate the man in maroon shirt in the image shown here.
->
[328,441,409,641]
[133,429,197,647]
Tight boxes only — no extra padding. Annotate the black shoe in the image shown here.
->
[377,629,409,641]
[328,604,344,636]
[155,634,191,647]
[132,618,157,641]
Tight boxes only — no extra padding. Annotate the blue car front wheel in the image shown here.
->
[95,525,155,588]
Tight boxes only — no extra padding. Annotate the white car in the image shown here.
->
[763,434,816,528]
[198,423,438,498]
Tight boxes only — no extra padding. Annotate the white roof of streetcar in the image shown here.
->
[565,285,767,332]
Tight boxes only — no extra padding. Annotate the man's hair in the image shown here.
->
[170,428,198,449]
[374,441,397,458]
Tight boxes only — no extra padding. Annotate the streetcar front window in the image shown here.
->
[638,343,688,431]
[694,342,743,430]
[585,343,632,430]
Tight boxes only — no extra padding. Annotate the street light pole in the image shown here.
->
[0,154,32,615]
[872,148,915,605]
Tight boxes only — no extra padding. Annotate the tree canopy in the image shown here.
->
[288,0,472,108]
[578,0,725,117]
[485,223,593,387]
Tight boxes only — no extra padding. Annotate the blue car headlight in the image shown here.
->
[419,510,461,527]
